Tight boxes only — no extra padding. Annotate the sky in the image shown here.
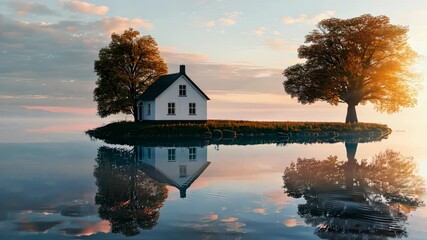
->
[1,0,427,142]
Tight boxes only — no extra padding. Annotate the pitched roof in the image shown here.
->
[138,72,210,101]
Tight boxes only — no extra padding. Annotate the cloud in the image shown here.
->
[98,17,153,35]
[282,11,335,24]
[204,20,215,28]
[24,106,96,115]
[242,26,266,36]
[264,38,298,52]
[9,1,56,16]
[60,0,109,15]
[218,11,243,26]
[159,46,210,64]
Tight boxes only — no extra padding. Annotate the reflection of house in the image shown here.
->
[135,146,210,198]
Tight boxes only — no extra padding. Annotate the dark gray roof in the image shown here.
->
[138,72,210,101]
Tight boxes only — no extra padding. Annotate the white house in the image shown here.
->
[137,65,210,122]
[135,145,210,198]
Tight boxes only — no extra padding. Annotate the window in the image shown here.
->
[168,149,176,161]
[147,103,151,116]
[189,147,197,161]
[179,165,187,178]
[189,103,196,115]
[168,103,175,115]
[138,102,143,120]
[179,85,186,96]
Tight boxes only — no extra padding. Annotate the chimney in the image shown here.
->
[179,65,185,74]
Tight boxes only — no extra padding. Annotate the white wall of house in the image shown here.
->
[136,146,208,187]
[154,76,207,121]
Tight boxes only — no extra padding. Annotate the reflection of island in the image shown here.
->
[135,145,210,198]
[283,143,425,239]
[94,145,210,236]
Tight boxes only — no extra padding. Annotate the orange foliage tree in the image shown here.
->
[94,28,167,121]
[283,14,420,123]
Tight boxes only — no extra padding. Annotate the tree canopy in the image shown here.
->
[283,14,420,123]
[94,28,167,121]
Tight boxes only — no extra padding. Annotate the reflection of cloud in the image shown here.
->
[16,221,62,233]
[221,217,238,222]
[201,214,219,222]
[26,123,98,133]
[282,11,335,24]
[283,218,298,227]
[60,0,109,15]
[9,1,56,16]
[60,220,111,236]
[224,221,246,233]
[24,106,96,115]
[266,190,292,206]
[252,208,266,215]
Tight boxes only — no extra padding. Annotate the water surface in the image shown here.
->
[0,132,426,239]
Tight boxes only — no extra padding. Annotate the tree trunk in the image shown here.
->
[133,102,138,122]
[345,104,358,123]
[344,142,358,189]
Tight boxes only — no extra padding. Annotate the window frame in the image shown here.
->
[168,149,176,161]
[179,85,187,97]
[189,147,197,161]
[167,102,176,115]
[189,103,196,115]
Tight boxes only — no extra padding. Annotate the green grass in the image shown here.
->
[86,119,391,145]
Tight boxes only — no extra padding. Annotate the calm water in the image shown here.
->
[0,132,426,239]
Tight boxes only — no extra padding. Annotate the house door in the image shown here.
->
[138,102,143,121]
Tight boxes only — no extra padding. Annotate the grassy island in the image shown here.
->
[86,120,392,145]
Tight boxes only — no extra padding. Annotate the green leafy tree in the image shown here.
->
[94,28,167,121]
[283,14,420,123]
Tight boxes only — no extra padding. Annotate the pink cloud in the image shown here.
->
[26,123,98,133]
[61,0,109,15]
[159,46,210,64]
[24,106,96,115]
[100,17,154,35]
[9,1,55,16]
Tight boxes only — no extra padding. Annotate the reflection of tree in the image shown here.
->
[94,146,168,236]
[283,143,425,239]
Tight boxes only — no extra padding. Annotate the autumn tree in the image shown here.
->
[94,146,168,236]
[94,28,167,121]
[283,145,425,238]
[283,14,420,123]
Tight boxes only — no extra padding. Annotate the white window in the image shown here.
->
[168,149,176,161]
[147,103,151,116]
[179,85,186,96]
[168,102,175,115]
[179,165,187,177]
[189,103,196,115]
[189,147,197,161]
